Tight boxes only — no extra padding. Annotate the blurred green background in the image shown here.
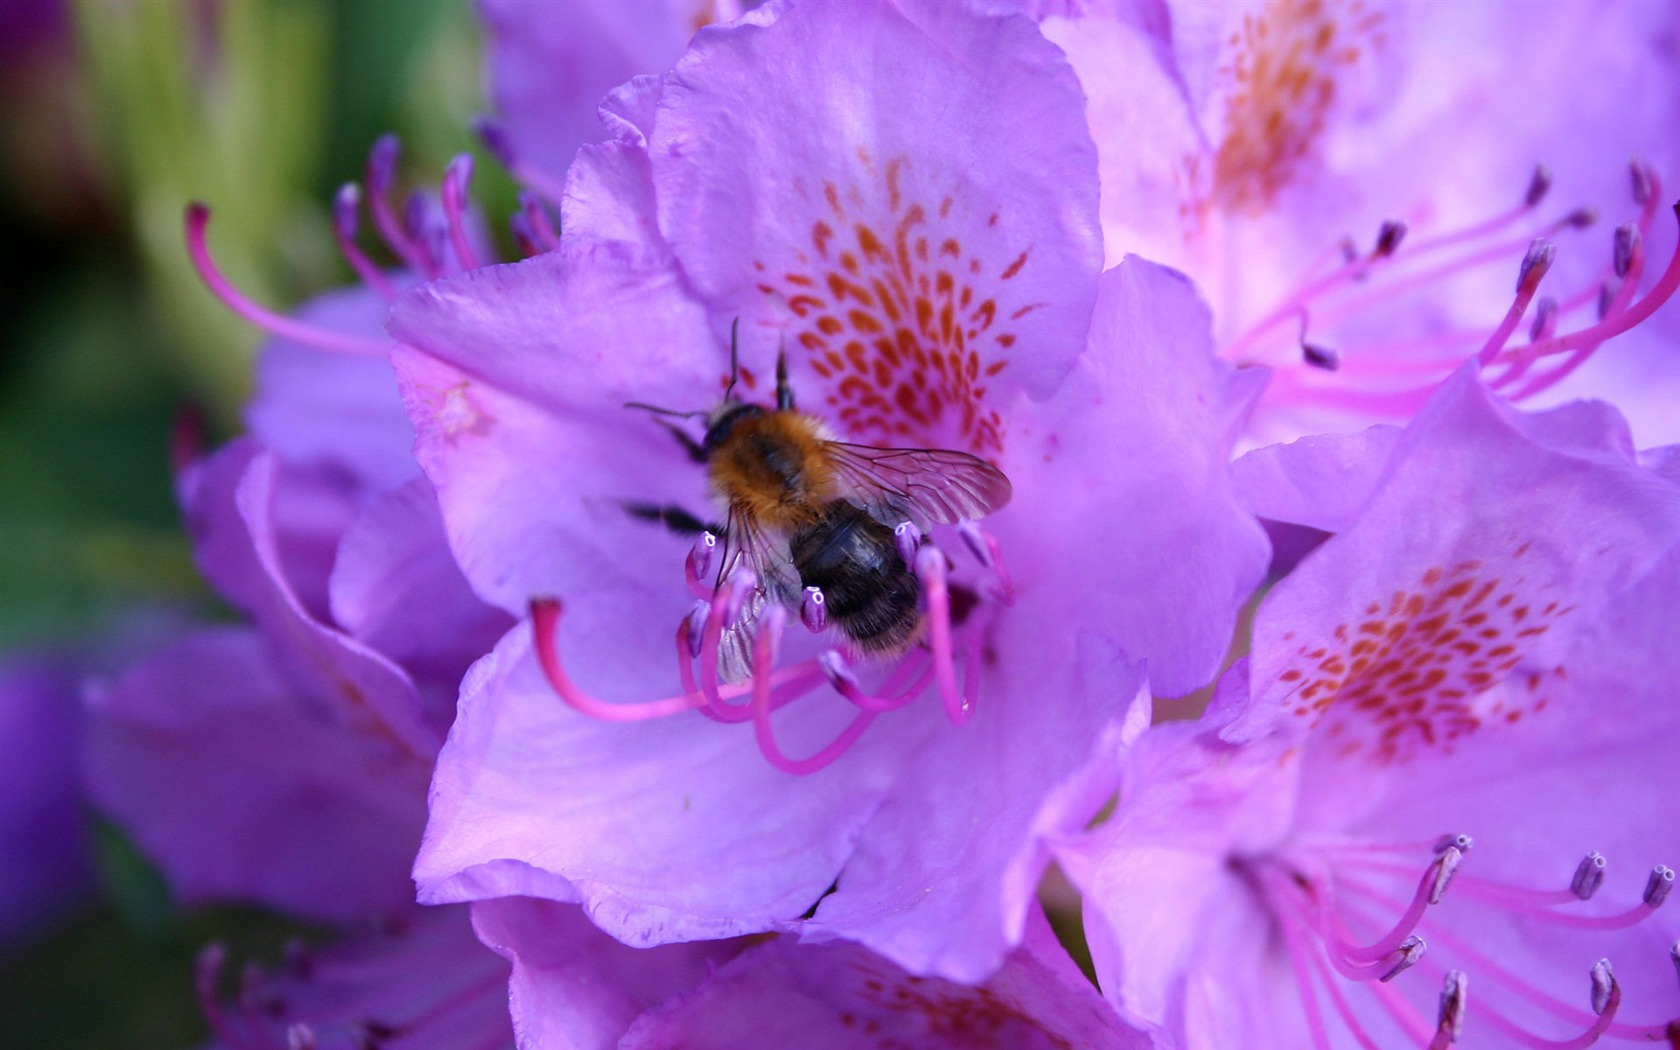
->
[0,1,498,1044]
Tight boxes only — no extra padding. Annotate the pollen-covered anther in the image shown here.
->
[1302,342,1341,371]
[1589,958,1618,1016]
[1436,970,1468,1046]
[1516,238,1557,295]
[1373,219,1408,259]
[1643,865,1675,908]
[683,601,709,660]
[1434,833,1475,856]
[1572,850,1608,900]
[1429,845,1465,905]
[685,531,718,593]
[800,586,827,633]
[1613,221,1641,279]
[894,521,923,564]
[1379,934,1426,982]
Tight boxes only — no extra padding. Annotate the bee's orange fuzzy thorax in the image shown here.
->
[707,410,839,532]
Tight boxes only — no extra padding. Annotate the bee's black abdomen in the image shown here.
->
[790,504,920,653]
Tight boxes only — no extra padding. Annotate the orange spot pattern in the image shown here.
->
[853,967,1072,1050]
[1191,0,1385,216]
[1276,559,1573,764]
[752,152,1030,455]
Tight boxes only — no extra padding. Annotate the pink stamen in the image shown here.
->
[1260,870,1337,1050]
[1503,200,1680,397]
[684,531,718,599]
[916,545,970,727]
[330,183,397,300]
[1428,971,1468,1050]
[365,134,432,277]
[519,190,561,250]
[440,154,483,272]
[749,605,876,774]
[1470,962,1621,1050]
[959,520,1016,604]
[821,650,930,712]
[183,203,389,356]
[532,598,704,721]
[1335,847,1461,965]
[1477,240,1555,366]
[475,117,569,205]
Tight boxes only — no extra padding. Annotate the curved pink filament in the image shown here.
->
[183,204,389,356]
[750,606,876,774]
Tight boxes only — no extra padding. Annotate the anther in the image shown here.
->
[1302,342,1342,371]
[474,116,513,169]
[687,531,718,583]
[723,568,757,624]
[1525,164,1553,208]
[685,602,708,660]
[1589,958,1616,1016]
[1597,280,1618,320]
[1374,219,1408,258]
[1438,970,1468,1043]
[333,182,361,241]
[1430,845,1464,905]
[1528,296,1559,342]
[1643,864,1674,908]
[1571,851,1608,900]
[895,521,923,564]
[1434,833,1475,856]
[1517,238,1556,295]
[801,586,827,633]
[1379,935,1426,982]
[1564,206,1599,229]
[1632,159,1655,206]
[1614,222,1641,279]
[957,520,993,568]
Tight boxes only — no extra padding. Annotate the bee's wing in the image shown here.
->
[713,506,802,684]
[823,442,1013,528]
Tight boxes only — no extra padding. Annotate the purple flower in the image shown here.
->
[390,0,1267,982]
[476,896,1152,1049]
[1038,1,1680,443]
[1055,366,1680,1047]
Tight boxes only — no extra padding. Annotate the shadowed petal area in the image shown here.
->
[650,0,1102,451]
[245,284,416,496]
[471,897,740,1050]
[84,628,428,924]
[181,440,438,760]
[619,908,1153,1050]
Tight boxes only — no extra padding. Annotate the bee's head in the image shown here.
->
[701,401,765,456]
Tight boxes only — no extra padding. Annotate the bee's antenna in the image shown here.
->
[776,342,794,411]
[622,401,706,420]
[723,318,741,403]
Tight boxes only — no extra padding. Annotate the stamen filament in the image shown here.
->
[440,154,483,272]
[519,190,561,250]
[532,598,705,720]
[331,183,398,300]
[183,204,389,356]
[364,135,431,277]
[916,545,969,726]
[750,606,874,774]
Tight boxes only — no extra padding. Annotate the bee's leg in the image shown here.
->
[623,501,721,536]
[650,418,708,464]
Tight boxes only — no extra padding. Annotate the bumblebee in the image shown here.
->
[631,327,1011,680]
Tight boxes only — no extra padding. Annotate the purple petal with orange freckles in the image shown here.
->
[648,0,1102,446]
[1233,366,1680,789]
[471,897,741,1050]
[84,628,429,924]
[619,906,1154,1050]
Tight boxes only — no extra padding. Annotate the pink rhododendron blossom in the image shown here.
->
[390,0,1267,983]
[1055,368,1680,1047]
[1039,0,1680,443]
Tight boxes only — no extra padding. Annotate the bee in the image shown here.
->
[629,325,1012,680]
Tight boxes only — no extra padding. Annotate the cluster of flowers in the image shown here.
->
[67,1,1680,1046]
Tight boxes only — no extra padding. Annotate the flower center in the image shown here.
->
[752,150,1040,456]
[1244,833,1680,1047]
